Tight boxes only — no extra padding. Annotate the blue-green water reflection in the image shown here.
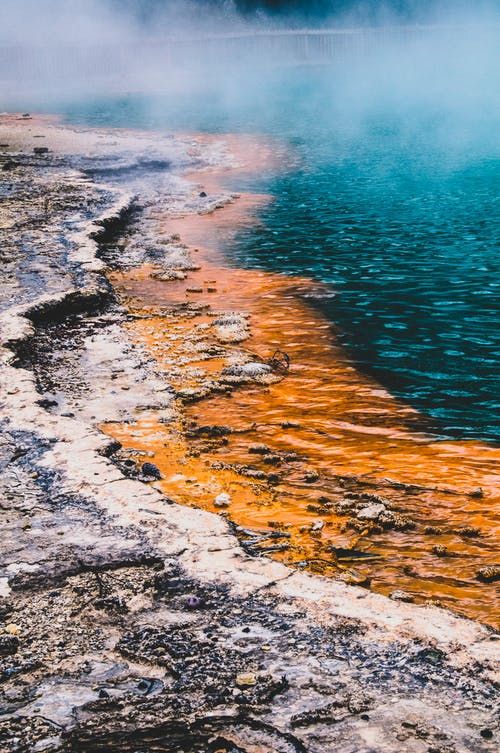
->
[60,65,500,440]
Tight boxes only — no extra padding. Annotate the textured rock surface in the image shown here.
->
[0,117,498,753]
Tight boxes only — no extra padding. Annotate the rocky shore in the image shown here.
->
[0,115,498,753]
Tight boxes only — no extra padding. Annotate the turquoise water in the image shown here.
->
[61,66,500,441]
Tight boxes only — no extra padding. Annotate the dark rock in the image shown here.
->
[141,462,162,480]
[248,444,272,455]
[33,147,49,155]
[36,397,58,409]
[192,425,232,437]
[469,487,484,498]
[262,454,281,466]
[476,566,500,583]
[390,590,415,603]
[333,547,382,562]
[480,729,493,740]
[267,473,281,485]
[303,470,320,483]
[0,635,19,657]
[199,191,207,197]
[415,648,446,665]
[93,596,128,614]
[185,595,203,610]
[424,526,443,535]
[433,545,448,557]
[121,458,138,477]
[454,526,480,538]
[99,439,122,457]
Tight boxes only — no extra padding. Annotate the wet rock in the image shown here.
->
[310,519,324,532]
[237,467,267,480]
[211,313,250,343]
[337,570,371,587]
[454,526,480,538]
[380,510,415,531]
[222,362,272,379]
[424,525,443,535]
[469,487,484,498]
[332,547,381,562]
[150,269,186,281]
[262,454,281,466]
[357,503,386,521]
[433,545,448,557]
[214,493,231,508]
[267,473,281,485]
[248,444,272,455]
[476,566,500,583]
[141,462,162,480]
[335,498,358,514]
[303,469,320,483]
[191,425,232,437]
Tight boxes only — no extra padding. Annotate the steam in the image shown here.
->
[1,1,499,161]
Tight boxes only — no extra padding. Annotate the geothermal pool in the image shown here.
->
[31,62,497,624]
[63,67,500,442]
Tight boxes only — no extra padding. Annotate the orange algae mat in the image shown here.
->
[102,171,499,629]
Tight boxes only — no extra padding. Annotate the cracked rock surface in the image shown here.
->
[0,116,498,753]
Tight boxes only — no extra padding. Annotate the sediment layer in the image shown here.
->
[0,115,498,753]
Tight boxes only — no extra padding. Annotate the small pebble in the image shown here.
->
[236,673,256,687]
[185,595,203,610]
[5,624,21,636]
[214,493,231,508]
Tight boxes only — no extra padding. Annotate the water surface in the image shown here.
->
[61,64,500,441]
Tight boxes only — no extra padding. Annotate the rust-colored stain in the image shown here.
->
[102,143,499,628]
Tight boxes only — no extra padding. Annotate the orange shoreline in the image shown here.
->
[102,133,500,628]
